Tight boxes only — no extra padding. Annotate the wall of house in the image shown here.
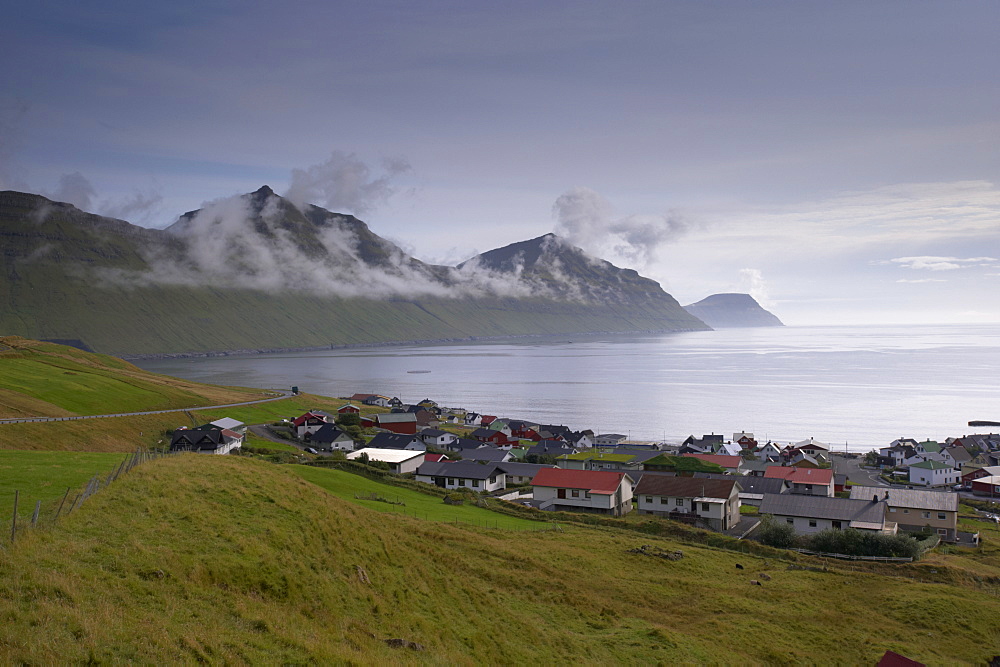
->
[887,507,956,538]
[390,456,424,475]
[909,467,959,487]
[790,482,833,497]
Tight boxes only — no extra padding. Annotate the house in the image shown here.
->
[793,438,830,459]
[633,475,742,531]
[879,443,918,468]
[463,412,481,426]
[170,427,243,455]
[309,424,356,451]
[558,451,642,472]
[763,466,834,496]
[526,441,578,461]
[496,461,557,485]
[962,465,1000,484]
[370,412,418,435]
[736,476,789,506]
[733,431,758,449]
[471,427,515,446]
[538,424,573,441]
[617,440,660,450]
[680,434,724,454]
[415,461,506,492]
[419,428,457,448]
[971,475,1000,497]
[565,431,594,449]
[680,453,745,475]
[293,411,333,438]
[350,393,392,408]
[531,468,634,516]
[424,452,451,463]
[208,417,245,434]
[593,433,628,447]
[759,493,896,535]
[849,486,959,541]
[789,452,821,468]
[336,404,361,415]
[908,460,959,487]
[461,447,513,464]
[367,432,425,451]
[346,448,425,474]
[757,441,782,461]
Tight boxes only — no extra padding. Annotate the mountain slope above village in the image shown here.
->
[0,188,708,355]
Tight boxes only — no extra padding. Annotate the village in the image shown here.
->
[169,391,1000,552]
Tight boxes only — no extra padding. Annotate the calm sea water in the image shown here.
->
[136,324,1000,453]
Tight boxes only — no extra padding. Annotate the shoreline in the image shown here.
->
[120,327,708,361]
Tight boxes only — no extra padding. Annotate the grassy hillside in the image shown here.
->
[1,454,997,664]
[0,337,268,418]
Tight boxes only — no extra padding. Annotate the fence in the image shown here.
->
[5,448,175,547]
[790,547,913,562]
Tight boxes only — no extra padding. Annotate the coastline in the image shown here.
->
[120,327,710,361]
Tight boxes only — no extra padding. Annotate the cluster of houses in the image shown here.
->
[165,392,984,545]
[291,396,973,543]
[876,434,1000,494]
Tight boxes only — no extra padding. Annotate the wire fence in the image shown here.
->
[4,448,176,548]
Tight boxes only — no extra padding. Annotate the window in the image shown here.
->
[922,512,930,519]
[937,513,946,520]
[832,520,842,530]
[786,518,794,524]
[701,503,710,512]
[675,498,684,506]
[447,478,455,485]
[584,491,591,498]
[888,507,896,512]
[571,489,580,498]
[903,509,909,514]
[808,520,817,528]
[660,497,668,505]
[472,479,480,487]
[644,496,652,503]
[459,479,465,487]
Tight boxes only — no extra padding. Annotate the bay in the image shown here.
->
[136,324,1000,453]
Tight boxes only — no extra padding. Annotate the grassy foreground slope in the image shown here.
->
[0,337,267,419]
[1,455,997,664]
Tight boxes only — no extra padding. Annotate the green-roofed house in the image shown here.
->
[915,440,942,455]
[558,451,641,472]
[908,459,960,487]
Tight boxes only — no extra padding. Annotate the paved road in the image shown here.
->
[831,453,888,487]
[0,390,295,425]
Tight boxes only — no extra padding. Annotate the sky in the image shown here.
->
[2,0,999,325]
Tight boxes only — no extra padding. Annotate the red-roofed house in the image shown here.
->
[680,453,746,474]
[337,404,361,414]
[293,411,332,438]
[764,466,834,496]
[424,453,451,463]
[530,468,634,516]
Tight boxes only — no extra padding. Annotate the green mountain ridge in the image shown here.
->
[0,188,708,355]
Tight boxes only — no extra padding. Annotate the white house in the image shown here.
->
[415,461,506,492]
[530,468,634,516]
[633,475,742,531]
[908,460,960,487]
[759,493,896,536]
[346,448,425,474]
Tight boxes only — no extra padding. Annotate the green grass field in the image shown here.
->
[1,455,998,664]
[0,450,128,516]
[289,465,549,530]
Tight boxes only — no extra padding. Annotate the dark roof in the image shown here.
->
[416,461,502,479]
[462,447,509,463]
[311,424,353,444]
[735,476,787,495]
[759,494,887,524]
[848,486,958,512]
[170,427,225,451]
[448,437,487,451]
[420,428,449,437]
[634,475,740,499]
[496,461,555,477]
[526,442,577,457]
[471,427,500,438]
[368,432,423,450]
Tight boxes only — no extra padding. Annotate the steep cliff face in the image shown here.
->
[683,293,783,328]
[0,188,708,355]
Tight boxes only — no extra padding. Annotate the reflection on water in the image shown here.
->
[136,324,1000,451]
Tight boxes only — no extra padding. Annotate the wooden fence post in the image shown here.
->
[55,487,71,520]
[31,500,41,526]
[11,490,18,543]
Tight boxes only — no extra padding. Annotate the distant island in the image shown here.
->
[684,293,783,328]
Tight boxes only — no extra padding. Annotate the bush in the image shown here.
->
[336,413,361,427]
[804,528,921,559]
[756,515,797,548]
